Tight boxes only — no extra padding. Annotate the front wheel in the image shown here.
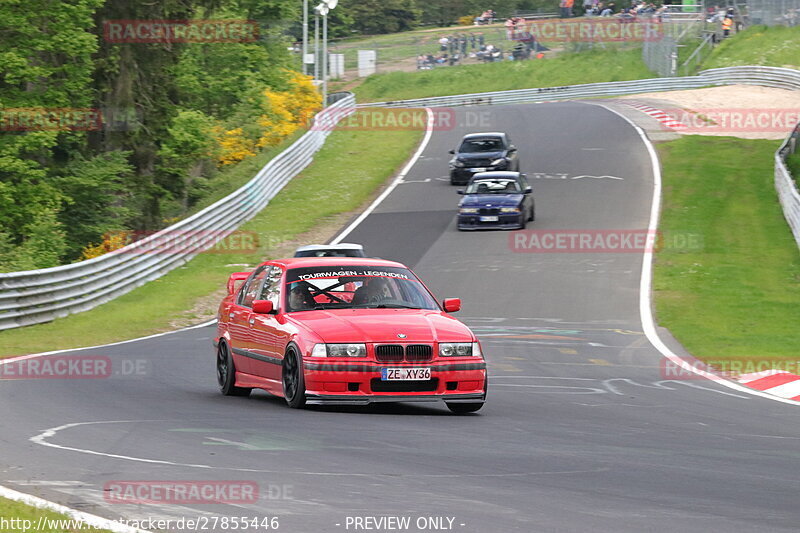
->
[446,402,484,414]
[217,342,251,397]
[282,347,307,409]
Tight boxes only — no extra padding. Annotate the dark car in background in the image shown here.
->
[449,132,519,185]
[457,172,534,231]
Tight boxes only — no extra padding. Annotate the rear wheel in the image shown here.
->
[446,402,484,414]
[282,346,307,409]
[217,342,251,397]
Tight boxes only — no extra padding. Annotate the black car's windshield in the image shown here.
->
[284,265,439,312]
[458,138,504,153]
[466,179,520,194]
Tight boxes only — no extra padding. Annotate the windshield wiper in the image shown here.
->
[374,304,421,309]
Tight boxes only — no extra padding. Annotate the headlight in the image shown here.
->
[451,159,465,168]
[439,342,474,357]
[311,343,366,357]
[459,207,479,214]
[490,158,507,167]
[500,207,520,213]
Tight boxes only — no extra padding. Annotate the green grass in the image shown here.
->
[702,25,800,70]
[0,497,113,532]
[654,136,800,369]
[353,47,653,102]
[0,111,424,357]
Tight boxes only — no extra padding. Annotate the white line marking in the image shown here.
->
[331,108,435,244]
[0,484,151,533]
[0,320,216,364]
[588,101,800,406]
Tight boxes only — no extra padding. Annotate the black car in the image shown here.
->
[457,172,534,231]
[449,132,519,185]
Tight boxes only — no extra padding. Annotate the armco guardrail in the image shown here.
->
[360,66,800,108]
[361,66,800,252]
[776,123,800,249]
[0,94,356,331]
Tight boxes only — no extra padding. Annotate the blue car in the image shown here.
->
[456,172,535,231]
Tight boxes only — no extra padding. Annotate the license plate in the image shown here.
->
[480,215,499,222]
[470,167,487,172]
[381,367,432,381]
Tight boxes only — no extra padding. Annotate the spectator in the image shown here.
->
[470,33,477,49]
[438,36,448,51]
[560,0,575,18]
[478,32,485,47]
[722,15,733,37]
[460,34,468,54]
[505,17,516,39]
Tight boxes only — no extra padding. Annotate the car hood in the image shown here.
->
[455,151,505,162]
[288,309,474,343]
[460,194,523,207]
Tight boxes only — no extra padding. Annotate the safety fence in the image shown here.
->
[0,94,356,331]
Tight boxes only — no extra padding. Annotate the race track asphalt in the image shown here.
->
[1,103,799,533]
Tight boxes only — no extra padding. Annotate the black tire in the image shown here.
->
[529,200,535,221]
[446,402,484,414]
[217,342,251,397]
[282,346,307,409]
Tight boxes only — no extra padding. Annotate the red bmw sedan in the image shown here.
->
[214,257,487,413]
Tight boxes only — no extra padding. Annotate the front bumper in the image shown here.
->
[303,361,487,404]
[458,213,524,230]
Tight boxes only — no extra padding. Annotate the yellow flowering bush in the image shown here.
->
[213,126,257,166]
[80,231,131,260]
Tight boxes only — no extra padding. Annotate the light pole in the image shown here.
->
[313,6,320,82]
[302,0,309,75]
[315,0,338,106]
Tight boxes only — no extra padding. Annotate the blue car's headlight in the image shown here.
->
[490,158,507,167]
[459,207,479,214]
[500,207,520,213]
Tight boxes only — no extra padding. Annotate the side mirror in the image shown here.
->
[252,300,274,314]
[443,298,461,313]
[508,146,517,152]
[524,186,532,194]
[456,189,465,195]
[227,272,251,295]
[448,149,455,154]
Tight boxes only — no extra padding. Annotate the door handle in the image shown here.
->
[249,318,255,326]
[229,313,234,319]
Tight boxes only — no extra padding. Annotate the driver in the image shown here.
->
[352,278,391,305]
[287,282,316,311]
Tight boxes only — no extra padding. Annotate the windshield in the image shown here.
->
[283,265,439,312]
[458,138,504,153]
[466,179,520,194]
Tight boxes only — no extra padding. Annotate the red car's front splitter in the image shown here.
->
[302,361,487,406]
